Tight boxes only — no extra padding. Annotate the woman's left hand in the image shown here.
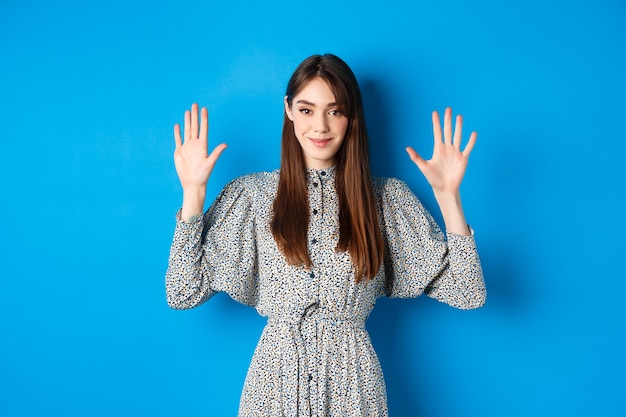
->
[406,107,476,196]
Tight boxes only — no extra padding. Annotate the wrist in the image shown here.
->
[433,190,462,209]
[181,186,206,222]
[433,191,471,236]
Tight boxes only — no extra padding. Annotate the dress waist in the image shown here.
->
[263,304,366,416]
[267,307,365,329]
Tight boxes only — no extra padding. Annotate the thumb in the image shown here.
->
[405,147,427,172]
[208,143,228,163]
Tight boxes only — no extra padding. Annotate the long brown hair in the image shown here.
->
[271,54,384,282]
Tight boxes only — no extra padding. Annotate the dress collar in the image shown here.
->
[305,166,336,180]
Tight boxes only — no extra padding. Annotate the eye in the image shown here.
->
[299,108,311,115]
[329,109,343,117]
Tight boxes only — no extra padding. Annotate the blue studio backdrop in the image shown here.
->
[1,0,625,416]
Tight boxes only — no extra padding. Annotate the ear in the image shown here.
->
[284,96,294,121]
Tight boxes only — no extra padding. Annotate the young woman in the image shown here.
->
[166,54,486,416]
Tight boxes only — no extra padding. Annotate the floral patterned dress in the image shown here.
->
[165,167,486,417]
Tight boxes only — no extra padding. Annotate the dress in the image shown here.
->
[165,167,486,417]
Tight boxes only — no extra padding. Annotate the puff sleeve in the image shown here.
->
[165,175,259,309]
[377,178,486,309]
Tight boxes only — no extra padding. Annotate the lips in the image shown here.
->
[309,137,332,147]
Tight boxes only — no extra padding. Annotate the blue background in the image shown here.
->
[1,0,625,416]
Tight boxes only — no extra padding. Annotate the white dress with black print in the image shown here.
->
[166,167,486,417]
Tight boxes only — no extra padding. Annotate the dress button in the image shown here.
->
[311,238,317,244]
[320,171,326,176]
[309,271,315,278]
[312,209,318,215]
[312,182,319,187]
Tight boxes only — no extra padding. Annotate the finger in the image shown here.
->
[405,146,428,172]
[174,124,182,148]
[462,131,477,156]
[432,111,442,146]
[443,107,453,145]
[453,114,463,149]
[184,109,191,141]
[191,103,199,139]
[200,107,209,142]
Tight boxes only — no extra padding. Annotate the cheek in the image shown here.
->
[335,118,349,137]
[291,115,307,132]
[292,120,305,136]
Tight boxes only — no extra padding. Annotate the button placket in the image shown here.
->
[304,168,336,415]
[307,171,323,298]
[308,172,324,256]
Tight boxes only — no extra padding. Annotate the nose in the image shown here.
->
[313,113,329,133]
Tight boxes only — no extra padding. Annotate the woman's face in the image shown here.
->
[285,77,349,169]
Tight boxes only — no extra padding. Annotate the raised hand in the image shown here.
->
[174,103,227,221]
[406,108,476,235]
[174,103,227,190]
[406,107,476,197]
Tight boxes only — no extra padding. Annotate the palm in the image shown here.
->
[406,108,476,195]
[173,104,227,189]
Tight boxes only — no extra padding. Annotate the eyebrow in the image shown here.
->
[295,99,339,107]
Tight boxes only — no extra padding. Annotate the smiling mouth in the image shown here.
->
[309,137,332,147]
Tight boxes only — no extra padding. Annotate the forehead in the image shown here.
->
[293,78,337,104]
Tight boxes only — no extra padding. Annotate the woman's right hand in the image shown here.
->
[174,103,227,221]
